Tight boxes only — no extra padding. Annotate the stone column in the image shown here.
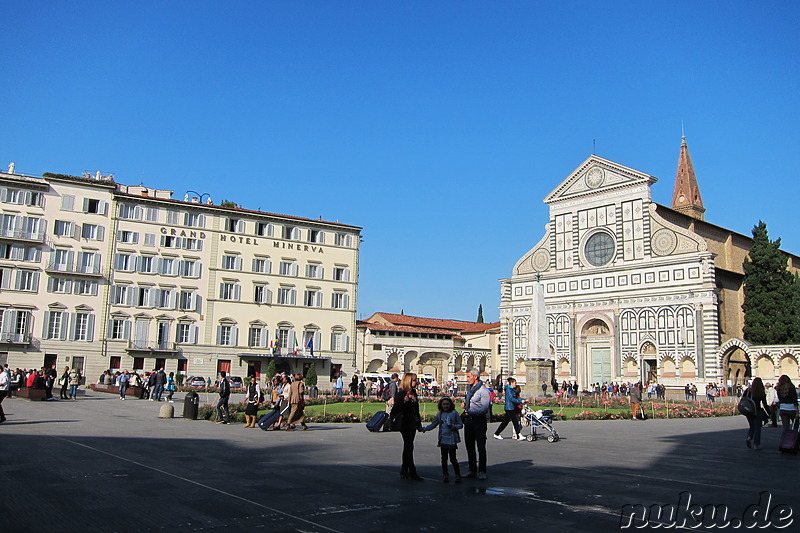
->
[522,359,554,399]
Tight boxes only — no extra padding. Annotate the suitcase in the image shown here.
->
[366,411,388,432]
[258,410,280,431]
[778,420,799,454]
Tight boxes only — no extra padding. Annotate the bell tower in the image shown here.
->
[671,136,705,220]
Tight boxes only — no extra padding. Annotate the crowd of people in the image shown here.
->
[0,364,81,401]
[98,368,177,402]
[740,375,798,450]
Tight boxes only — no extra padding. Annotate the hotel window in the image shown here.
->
[135,287,152,307]
[115,253,135,272]
[53,220,75,237]
[333,266,350,282]
[145,207,159,222]
[252,257,271,274]
[155,288,175,309]
[15,270,39,291]
[72,312,94,341]
[47,277,72,294]
[111,285,130,305]
[217,323,238,346]
[184,212,205,228]
[277,287,296,305]
[225,218,245,233]
[256,222,273,237]
[334,233,352,247]
[179,259,201,278]
[43,311,66,340]
[282,226,300,240]
[137,255,154,274]
[116,230,139,244]
[76,251,99,274]
[81,223,104,241]
[73,279,98,296]
[222,254,242,271]
[166,209,180,225]
[308,229,325,243]
[61,195,75,211]
[176,322,197,344]
[219,281,241,301]
[254,284,271,304]
[330,329,349,352]
[143,233,156,246]
[304,289,322,308]
[331,292,349,310]
[249,326,269,348]
[179,290,198,311]
[109,318,131,340]
[279,260,298,277]
[159,257,176,276]
[305,263,324,279]
[83,198,108,215]
[184,238,202,251]
[118,203,141,220]
[160,235,177,248]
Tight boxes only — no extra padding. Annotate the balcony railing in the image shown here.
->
[45,261,102,276]
[0,227,45,242]
[0,332,33,344]
[126,340,178,352]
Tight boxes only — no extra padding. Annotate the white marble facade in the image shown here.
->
[499,155,720,387]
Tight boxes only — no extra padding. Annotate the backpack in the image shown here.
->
[738,390,756,416]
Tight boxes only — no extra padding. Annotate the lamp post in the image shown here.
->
[184,190,212,204]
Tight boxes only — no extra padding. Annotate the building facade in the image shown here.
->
[499,139,800,389]
[0,167,361,384]
[356,312,500,383]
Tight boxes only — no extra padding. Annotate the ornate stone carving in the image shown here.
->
[651,228,678,256]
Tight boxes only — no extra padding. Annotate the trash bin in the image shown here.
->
[183,391,199,420]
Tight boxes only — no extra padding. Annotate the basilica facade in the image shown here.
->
[499,139,800,388]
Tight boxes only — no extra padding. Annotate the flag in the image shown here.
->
[292,335,298,355]
[305,336,314,356]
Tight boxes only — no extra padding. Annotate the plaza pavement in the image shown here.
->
[0,391,796,532]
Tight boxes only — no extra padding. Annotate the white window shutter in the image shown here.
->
[234,283,241,301]
[343,334,349,352]
[32,272,40,291]
[82,197,90,213]
[97,226,105,241]
[343,294,350,309]
[87,314,95,342]
[132,232,139,244]
[291,263,298,277]
[344,268,350,282]
[123,320,131,340]
[190,324,198,344]
[198,214,206,227]
[68,313,77,340]
[231,326,239,346]
[314,331,321,351]
[235,256,242,271]
[266,288,272,305]
[62,195,74,211]
[116,230,122,241]
[216,325,222,345]
[99,200,108,215]
[330,332,336,351]
[42,311,51,338]
[289,330,296,351]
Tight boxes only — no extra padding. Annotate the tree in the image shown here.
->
[742,221,799,344]
[220,200,237,208]
[477,304,484,323]
[266,359,277,379]
[304,363,318,387]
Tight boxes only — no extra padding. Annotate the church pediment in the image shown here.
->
[544,155,658,204]
[514,225,552,275]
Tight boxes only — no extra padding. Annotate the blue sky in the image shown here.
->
[3,2,799,323]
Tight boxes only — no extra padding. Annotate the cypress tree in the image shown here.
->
[742,221,798,344]
[266,359,277,379]
[304,363,318,387]
[477,304,484,323]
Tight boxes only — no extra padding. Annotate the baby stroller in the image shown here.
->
[521,407,560,442]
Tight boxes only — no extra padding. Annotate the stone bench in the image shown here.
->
[15,387,48,401]
[90,384,144,397]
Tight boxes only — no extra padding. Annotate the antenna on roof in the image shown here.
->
[592,139,596,155]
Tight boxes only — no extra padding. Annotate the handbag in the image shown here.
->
[737,390,756,416]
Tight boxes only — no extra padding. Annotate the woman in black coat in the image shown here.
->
[391,373,423,481]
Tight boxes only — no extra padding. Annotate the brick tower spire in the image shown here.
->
[671,135,705,220]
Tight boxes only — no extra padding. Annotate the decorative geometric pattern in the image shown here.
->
[651,228,678,256]
[585,166,605,189]
[532,248,551,271]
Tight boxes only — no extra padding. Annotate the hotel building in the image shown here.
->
[0,167,361,384]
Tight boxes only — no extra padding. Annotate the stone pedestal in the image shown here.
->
[158,403,175,418]
[522,359,554,399]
